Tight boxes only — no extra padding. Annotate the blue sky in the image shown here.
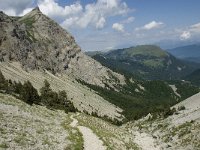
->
[0,0,200,51]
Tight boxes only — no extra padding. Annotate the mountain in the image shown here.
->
[155,39,200,49]
[166,44,200,63]
[0,7,126,120]
[0,8,199,149]
[127,92,200,150]
[91,45,199,80]
[0,8,125,88]
[185,69,200,86]
[0,8,199,123]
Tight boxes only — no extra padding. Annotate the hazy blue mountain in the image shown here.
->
[166,44,200,63]
[185,69,200,86]
[90,45,200,80]
[155,39,200,49]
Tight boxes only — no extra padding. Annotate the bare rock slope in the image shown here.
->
[0,7,125,88]
[0,7,126,119]
[0,62,124,120]
[126,92,200,150]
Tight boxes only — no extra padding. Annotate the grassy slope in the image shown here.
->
[129,92,200,150]
[0,62,123,120]
[78,79,199,122]
[185,69,200,86]
[125,45,168,57]
[0,93,83,149]
[76,113,139,150]
[92,45,198,80]
[0,93,141,150]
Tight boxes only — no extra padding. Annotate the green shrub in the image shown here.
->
[178,105,186,111]
[0,70,76,114]
[40,80,76,112]
[20,81,40,105]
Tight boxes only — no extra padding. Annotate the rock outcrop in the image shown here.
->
[0,7,125,88]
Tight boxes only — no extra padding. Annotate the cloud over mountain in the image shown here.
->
[58,0,130,29]
[112,23,124,32]
[135,21,164,31]
[180,22,200,40]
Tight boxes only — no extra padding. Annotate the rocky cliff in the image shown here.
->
[0,7,125,88]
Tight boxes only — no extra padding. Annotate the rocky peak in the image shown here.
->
[32,6,41,12]
[23,6,42,19]
[0,8,125,88]
[0,11,11,22]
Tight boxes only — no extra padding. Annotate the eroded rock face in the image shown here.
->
[0,7,125,87]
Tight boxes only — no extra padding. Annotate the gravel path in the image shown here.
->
[70,115,78,127]
[70,115,106,150]
[78,126,106,150]
[134,131,161,150]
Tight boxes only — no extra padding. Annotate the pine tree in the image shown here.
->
[40,79,57,106]
[20,81,40,105]
[0,70,6,90]
[13,81,23,94]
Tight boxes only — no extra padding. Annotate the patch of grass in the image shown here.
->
[76,113,139,150]
[143,59,164,68]
[14,133,27,146]
[20,17,35,28]
[0,127,7,134]
[26,30,37,42]
[0,142,9,148]
[43,137,51,146]
[178,105,186,111]
[62,119,84,150]
[36,128,44,134]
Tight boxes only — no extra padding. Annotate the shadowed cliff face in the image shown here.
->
[0,7,125,88]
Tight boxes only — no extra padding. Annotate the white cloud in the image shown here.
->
[135,21,164,31]
[38,0,82,22]
[0,0,130,30]
[180,31,191,40]
[112,23,124,32]
[121,16,135,24]
[59,0,130,29]
[179,22,200,40]
[0,0,33,15]
[19,7,34,16]
[111,16,134,33]
[190,22,200,33]
[2,8,17,16]
[96,17,106,29]
[61,17,79,29]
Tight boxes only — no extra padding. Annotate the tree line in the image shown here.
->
[0,70,76,113]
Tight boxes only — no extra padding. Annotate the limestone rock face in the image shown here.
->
[0,8,125,87]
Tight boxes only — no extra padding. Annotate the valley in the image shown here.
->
[89,45,199,80]
[1,92,199,150]
[0,4,200,150]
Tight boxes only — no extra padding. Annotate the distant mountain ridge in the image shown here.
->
[166,44,200,63]
[90,45,199,80]
[185,69,200,86]
[0,8,199,124]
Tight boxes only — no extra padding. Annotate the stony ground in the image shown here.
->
[0,93,84,150]
[0,93,137,150]
[0,62,124,121]
[126,93,200,150]
[0,92,199,150]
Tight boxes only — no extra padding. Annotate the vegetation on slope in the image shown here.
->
[77,78,199,123]
[0,70,76,113]
[167,44,200,63]
[0,93,83,149]
[91,45,199,80]
[185,69,200,86]
[125,45,167,57]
